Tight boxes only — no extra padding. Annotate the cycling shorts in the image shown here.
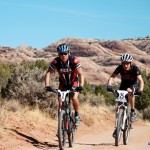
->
[58,81,79,90]
[120,81,139,90]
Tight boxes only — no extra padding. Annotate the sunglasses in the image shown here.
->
[59,52,68,56]
[122,62,130,65]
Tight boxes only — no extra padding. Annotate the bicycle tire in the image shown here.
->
[68,112,75,147]
[58,109,66,150]
[123,116,131,145]
[115,108,124,146]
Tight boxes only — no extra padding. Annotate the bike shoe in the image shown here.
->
[130,111,137,122]
[112,129,116,138]
[75,116,80,126]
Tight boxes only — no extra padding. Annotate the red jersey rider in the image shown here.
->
[45,43,84,126]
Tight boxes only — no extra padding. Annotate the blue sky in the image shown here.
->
[0,0,150,49]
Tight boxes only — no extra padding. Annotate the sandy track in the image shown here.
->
[66,125,150,150]
[1,122,149,150]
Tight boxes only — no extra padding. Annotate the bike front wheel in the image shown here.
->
[58,109,66,150]
[115,108,124,146]
[123,116,131,145]
[68,112,76,147]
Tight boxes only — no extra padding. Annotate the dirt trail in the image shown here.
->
[0,106,150,150]
[0,120,150,150]
[67,125,150,150]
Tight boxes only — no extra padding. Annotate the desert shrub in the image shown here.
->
[2,65,45,102]
[0,63,11,93]
[81,82,114,106]
[1,62,59,117]
[35,59,48,70]
[79,93,104,106]
[94,84,115,106]
[80,80,105,105]
[82,79,91,95]
[20,59,48,70]
[143,107,150,121]
[135,72,150,111]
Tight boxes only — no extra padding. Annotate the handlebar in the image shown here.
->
[109,89,140,96]
[49,88,80,93]
[48,88,77,102]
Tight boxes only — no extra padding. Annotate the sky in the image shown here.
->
[0,0,150,49]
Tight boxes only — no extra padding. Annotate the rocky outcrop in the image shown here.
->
[0,36,150,84]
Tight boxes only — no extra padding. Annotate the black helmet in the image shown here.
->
[57,43,70,53]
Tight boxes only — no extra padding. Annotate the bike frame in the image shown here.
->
[52,89,76,150]
[109,89,139,146]
[116,105,128,129]
[115,90,128,130]
[114,90,131,146]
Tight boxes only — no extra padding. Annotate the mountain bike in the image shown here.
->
[110,90,133,146]
[50,88,78,150]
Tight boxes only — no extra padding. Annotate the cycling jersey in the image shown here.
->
[49,55,81,90]
[111,64,141,90]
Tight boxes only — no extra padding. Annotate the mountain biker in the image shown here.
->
[45,43,84,126]
[107,53,144,136]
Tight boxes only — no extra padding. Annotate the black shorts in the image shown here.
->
[120,82,139,90]
[58,81,79,90]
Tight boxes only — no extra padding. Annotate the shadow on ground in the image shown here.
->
[5,128,58,149]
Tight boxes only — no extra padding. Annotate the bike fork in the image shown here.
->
[121,111,127,130]
[114,107,127,130]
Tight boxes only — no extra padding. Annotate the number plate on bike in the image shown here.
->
[58,90,70,102]
[115,90,128,103]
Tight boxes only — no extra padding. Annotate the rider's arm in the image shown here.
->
[45,58,57,87]
[77,67,84,87]
[107,74,117,86]
[137,75,144,91]
[45,69,53,87]
[107,65,120,86]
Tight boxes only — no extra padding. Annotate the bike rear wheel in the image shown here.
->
[68,112,75,147]
[58,109,66,150]
[123,116,131,145]
[115,108,124,146]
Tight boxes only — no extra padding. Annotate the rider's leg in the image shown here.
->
[58,95,62,108]
[128,94,136,122]
[128,94,135,110]
[71,92,80,125]
[71,92,79,113]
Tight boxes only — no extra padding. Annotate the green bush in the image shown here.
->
[1,62,150,120]
[1,62,59,116]
[20,59,49,71]
[82,79,91,95]
[0,63,11,93]
[135,72,150,111]
[143,107,150,121]
[82,81,115,106]
[35,59,49,70]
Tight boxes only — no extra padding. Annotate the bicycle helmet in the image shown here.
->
[57,43,70,53]
[120,53,133,62]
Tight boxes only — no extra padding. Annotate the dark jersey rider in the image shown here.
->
[107,53,144,137]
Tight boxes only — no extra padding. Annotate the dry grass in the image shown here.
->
[0,99,57,140]
[24,107,57,127]
[0,98,149,140]
[79,103,114,127]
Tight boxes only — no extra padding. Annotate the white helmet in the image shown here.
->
[120,53,133,62]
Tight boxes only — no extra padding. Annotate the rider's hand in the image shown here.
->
[135,89,142,95]
[45,86,53,92]
[107,85,114,92]
[75,86,83,92]
[72,86,83,92]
